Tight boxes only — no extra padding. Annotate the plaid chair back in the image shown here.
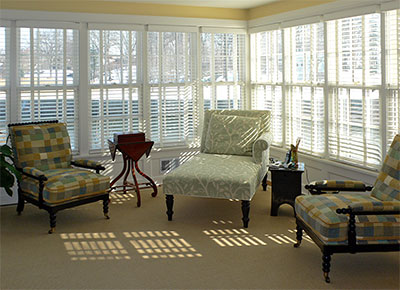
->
[9,122,72,171]
[371,134,400,201]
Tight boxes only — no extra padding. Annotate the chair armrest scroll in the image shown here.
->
[21,167,47,181]
[72,159,105,173]
[252,132,272,164]
[305,180,372,195]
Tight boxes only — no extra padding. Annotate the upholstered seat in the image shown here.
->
[295,193,400,245]
[164,154,264,201]
[20,168,110,204]
[163,110,272,227]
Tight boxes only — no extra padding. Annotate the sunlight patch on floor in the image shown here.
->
[124,231,202,259]
[203,228,267,247]
[110,192,135,205]
[61,232,130,261]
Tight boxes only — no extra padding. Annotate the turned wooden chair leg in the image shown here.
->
[48,211,56,234]
[16,189,25,215]
[294,221,303,248]
[166,195,174,221]
[103,198,110,219]
[241,200,250,228]
[322,252,332,283]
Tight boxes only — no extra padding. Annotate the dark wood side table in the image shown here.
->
[269,162,304,216]
[108,132,158,207]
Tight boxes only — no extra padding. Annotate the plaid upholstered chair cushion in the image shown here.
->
[295,193,400,245]
[20,168,110,204]
[9,122,72,171]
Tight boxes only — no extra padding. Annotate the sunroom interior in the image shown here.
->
[0,0,399,288]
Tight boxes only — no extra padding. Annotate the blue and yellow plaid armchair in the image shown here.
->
[9,121,111,234]
[294,134,400,283]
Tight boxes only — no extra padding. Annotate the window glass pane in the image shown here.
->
[252,85,283,145]
[327,14,381,85]
[328,88,381,166]
[285,23,324,84]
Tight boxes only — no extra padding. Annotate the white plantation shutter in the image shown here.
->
[89,29,141,152]
[17,26,79,151]
[284,23,325,155]
[148,31,197,146]
[327,13,382,167]
[201,32,246,110]
[0,26,9,144]
[250,30,283,145]
[386,10,400,151]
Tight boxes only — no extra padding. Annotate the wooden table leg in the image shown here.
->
[131,159,141,207]
[110,154,128,188]
[135,161,158,197]
[122,156,131,194]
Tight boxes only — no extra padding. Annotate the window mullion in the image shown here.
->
[380,12,387,159]
[99,30,105,151]
[281,28,286,148]
[158,32,163,146]
[128,31,133,132]
[78,22,89,156]
[10,21,18,123]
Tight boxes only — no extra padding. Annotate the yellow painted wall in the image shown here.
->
[248,0,337,19]
[0,0,337,20]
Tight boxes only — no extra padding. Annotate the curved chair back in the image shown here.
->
[371,134,400,201]
[9,122,72,171]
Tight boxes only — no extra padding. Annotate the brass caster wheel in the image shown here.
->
[48,227,55,234]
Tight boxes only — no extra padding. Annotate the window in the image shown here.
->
[251,30,283,145]
[0,26,9,143]
[327,14,382,166]
[386,9,400,151]
[201,32,246,110]
[17,25,79,150]
[148,31,197,146]
[89,29,141,151]
[285,23,325,155]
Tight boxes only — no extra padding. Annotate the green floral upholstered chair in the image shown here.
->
[294,134,400,283]
[8,121,110,234]
[163,110,272,228]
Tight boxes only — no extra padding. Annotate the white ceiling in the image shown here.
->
[103,0,280,9]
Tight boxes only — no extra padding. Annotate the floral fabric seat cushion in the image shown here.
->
[163,153,264,201]
[20,168,110,204]
[295,193,400,245]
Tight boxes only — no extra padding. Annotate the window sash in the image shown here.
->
[148,31,197,146]
[89,29,142,152]
[201,32,246,110]
[16,26,79,151]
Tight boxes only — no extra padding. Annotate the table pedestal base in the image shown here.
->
[110,155,157,207]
